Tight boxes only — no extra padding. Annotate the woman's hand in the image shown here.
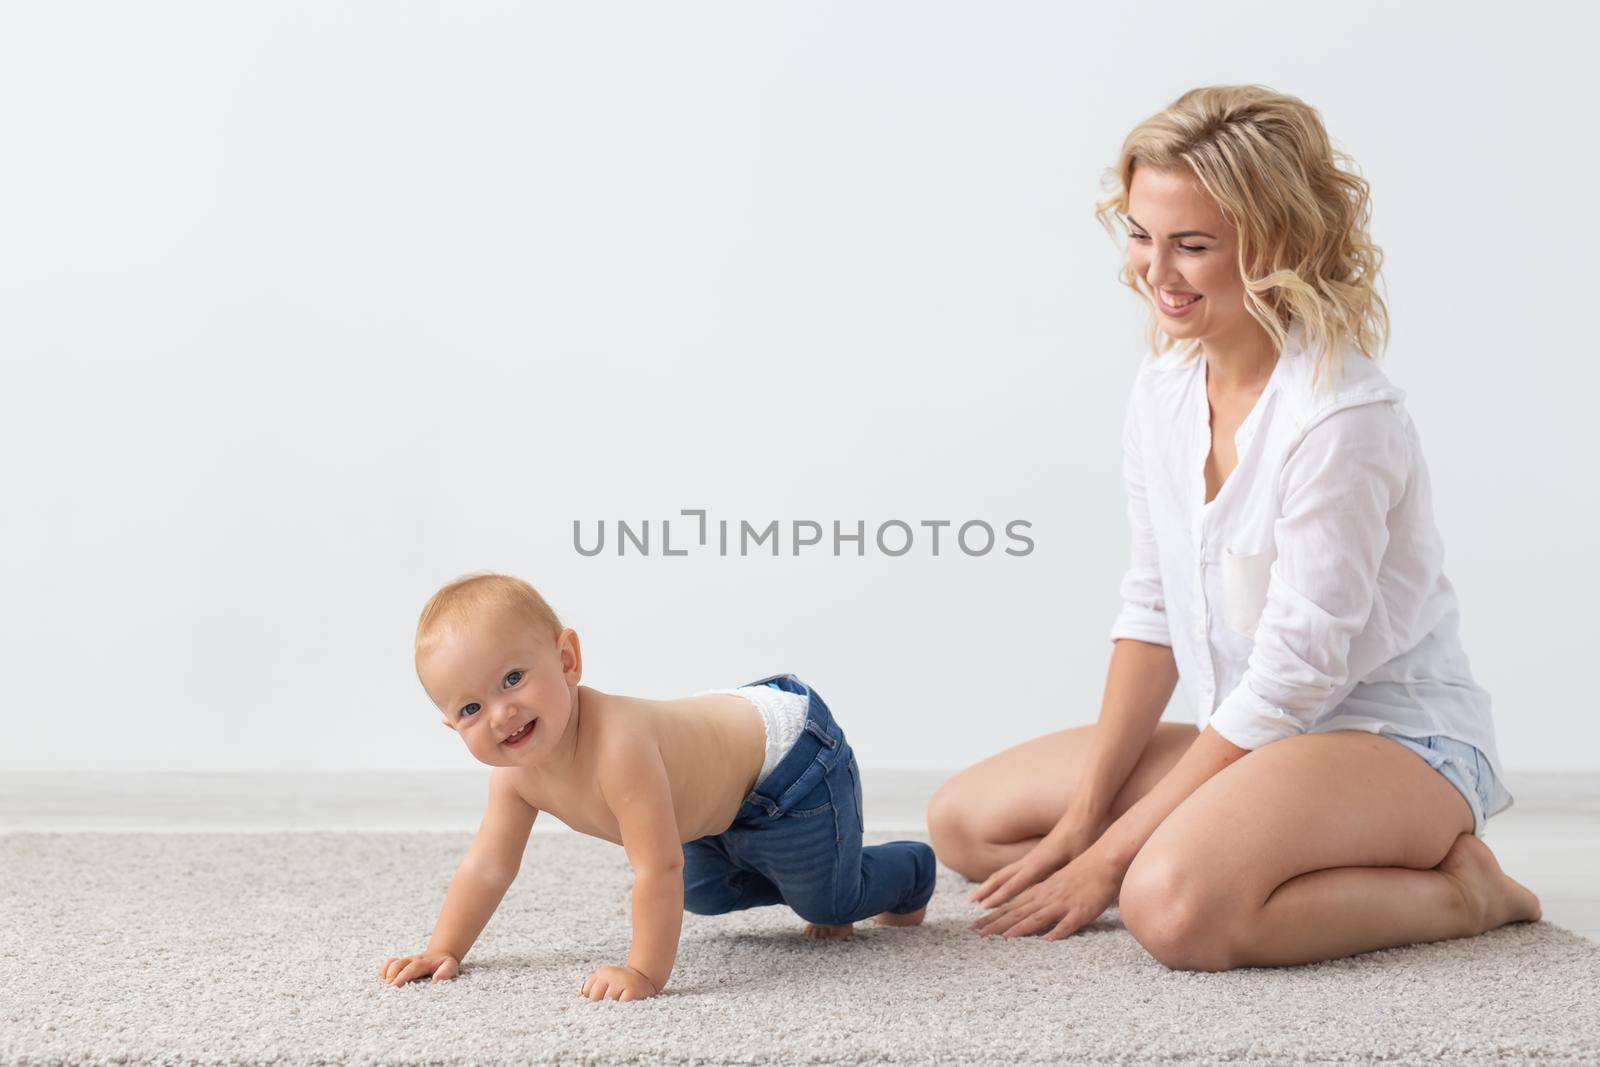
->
[967,816,1101,910]
[970,846,1123,941]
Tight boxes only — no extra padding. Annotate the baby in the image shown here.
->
[378,572,936,1001]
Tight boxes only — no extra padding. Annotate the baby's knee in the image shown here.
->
[683,877,734,917]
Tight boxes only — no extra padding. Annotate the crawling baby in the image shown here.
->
[378,572,936,1001]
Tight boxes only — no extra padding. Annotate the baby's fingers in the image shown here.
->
[391,959,426,986]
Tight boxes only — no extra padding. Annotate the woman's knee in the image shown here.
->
[927,775,991,881]
[1119,851,1238,972]
[926,777,962,842]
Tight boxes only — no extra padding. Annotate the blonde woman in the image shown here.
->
[927,85,1542,970]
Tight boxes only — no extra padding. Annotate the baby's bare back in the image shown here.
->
[511,687,767,843]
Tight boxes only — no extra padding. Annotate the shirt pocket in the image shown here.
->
[1221,544,1276,639]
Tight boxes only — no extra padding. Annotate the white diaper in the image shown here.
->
[697,684,810,787]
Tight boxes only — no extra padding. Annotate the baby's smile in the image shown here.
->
[503,719,537,747]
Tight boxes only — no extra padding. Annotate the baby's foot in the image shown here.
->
[1436,832,1542,935]
[803,922,855,940]
[871,906,927,928]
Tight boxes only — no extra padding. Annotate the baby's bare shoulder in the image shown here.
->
[494,764,547,811]
[587,694,665,763]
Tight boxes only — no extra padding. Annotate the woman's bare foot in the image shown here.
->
[1436,832,1542,936]
[803,922,855,940]
[872,906,928,928]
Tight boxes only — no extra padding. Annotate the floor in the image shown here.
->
[3,769,1596,942]
[12,829,1596,1065]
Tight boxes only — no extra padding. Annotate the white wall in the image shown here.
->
[3,1,1595,773]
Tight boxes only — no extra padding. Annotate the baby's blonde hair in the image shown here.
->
[414,571,563,665]
[1093,84,1390,392]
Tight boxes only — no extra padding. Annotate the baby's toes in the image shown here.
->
[802,922,855,940]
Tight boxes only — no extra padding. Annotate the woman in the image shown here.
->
[926,84,1541,971]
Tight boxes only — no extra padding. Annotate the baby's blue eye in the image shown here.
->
[504,670,523,687]
[459,703,480,719]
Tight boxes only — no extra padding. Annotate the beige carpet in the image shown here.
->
[3,831,1597,1065]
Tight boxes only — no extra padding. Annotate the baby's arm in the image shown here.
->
[380,768,538,987]
[581,734,684,1002]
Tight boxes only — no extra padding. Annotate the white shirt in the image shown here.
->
[1108,321,1511,815]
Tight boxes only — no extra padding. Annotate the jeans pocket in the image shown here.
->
[1222,544,1276,639]
[783,773,833,819]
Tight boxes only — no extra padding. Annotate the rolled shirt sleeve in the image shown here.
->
[1207,401,1410,750]
[1109,366,1173,647]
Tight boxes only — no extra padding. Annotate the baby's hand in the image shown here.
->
[378,951,460,987]
[580,964,658,1002]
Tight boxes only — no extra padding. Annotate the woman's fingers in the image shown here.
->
[969,859,1020,903]
[989,870,1035,908]
[974,873,1020,909]
[974,882,1035,926]
[991,904,1039,937]
[1042,911,1086,941]
[1001,905,1058,939]
[976,859,1060,910]
[970,901,1007,933]
[973,896,1029,936]
[973,880,1065,938]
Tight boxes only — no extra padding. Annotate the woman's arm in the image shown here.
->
[1095,724,1247,871]
[971,637,1178,907]
[1070,638,1181,836]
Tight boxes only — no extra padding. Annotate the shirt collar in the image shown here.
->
[1199,324,1294,452]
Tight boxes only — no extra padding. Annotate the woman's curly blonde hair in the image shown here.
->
[1094,84,1389,391]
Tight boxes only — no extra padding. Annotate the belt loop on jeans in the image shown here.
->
[805,720,837,748]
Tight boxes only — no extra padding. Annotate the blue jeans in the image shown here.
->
[682,673,937,925]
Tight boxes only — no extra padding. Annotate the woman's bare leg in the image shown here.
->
[1116,731,1541,971]
[927,721,1199,881]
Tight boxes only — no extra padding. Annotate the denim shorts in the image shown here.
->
[1377,731,1514,838]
